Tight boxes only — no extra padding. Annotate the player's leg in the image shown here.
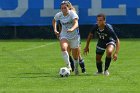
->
[67,46,74,72]
[70,36,80,75]
[60,38,71,70]
[104,44,115,76]
[78,47,86,73]
[94,46,105,75]
[72,48,79,75]
[95,54,103,75]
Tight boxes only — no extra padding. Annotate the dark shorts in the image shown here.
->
[96,41,116,55]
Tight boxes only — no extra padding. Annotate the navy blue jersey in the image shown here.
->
[91,24,118,44]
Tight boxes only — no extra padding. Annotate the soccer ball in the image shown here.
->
[59,67,70,77]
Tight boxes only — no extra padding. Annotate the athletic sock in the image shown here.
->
[96,61,103,73]
[62,51,71,68]
[105,57,111,71]
[74,59,79,75]
[74,59,79,70]
[79,59,85,69]
[69,56,74,71]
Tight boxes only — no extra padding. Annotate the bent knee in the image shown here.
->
[106,51,113,57]
[73,55,79,60]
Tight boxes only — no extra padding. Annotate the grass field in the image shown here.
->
[0,39,140,93]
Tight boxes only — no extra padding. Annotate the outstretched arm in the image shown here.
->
[113,38,120,61]
[84,32,93,55]
[52,19,59,38]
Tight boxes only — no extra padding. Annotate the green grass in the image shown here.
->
[0,39,140,93]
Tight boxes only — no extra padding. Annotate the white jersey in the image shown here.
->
[54,10,79,39]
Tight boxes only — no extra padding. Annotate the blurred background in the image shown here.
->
[0,0,140,39]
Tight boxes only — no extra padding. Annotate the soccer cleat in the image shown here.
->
[81,68,86,73]
[94,71,103,76]
[104,70,109,76]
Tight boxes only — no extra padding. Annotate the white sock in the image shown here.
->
[74,59,79,70]
[62,51,71,68]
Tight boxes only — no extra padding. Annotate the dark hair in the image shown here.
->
[97,13,106,20]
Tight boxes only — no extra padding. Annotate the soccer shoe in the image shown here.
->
[81,68,86,73]
[94,71,103,76]
[104,70,109,76]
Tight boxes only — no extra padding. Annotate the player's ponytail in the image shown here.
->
[67,1,77,13]
[69,6,77,13]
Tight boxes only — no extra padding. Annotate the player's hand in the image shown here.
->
[67,29,73,32]
[113,53,118,61]
[84,47,89,55]
[54,31,60,38]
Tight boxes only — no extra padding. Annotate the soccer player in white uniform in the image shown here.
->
[58,1,86,73]
[52,1,80,75]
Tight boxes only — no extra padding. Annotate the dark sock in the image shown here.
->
[79,59,85,69]
[96,62,103,73]
[69,56,74,71]
[105,57,111,71]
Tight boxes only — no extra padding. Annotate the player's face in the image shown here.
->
[61,4,69,15]
[97,17,106,27]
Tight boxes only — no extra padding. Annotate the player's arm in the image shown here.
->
[109,27,120,61]
[113,38,120,61]
[67,18,78,32]
[52,19,59,37]
[84,32,93,55]
[84,25,97,55]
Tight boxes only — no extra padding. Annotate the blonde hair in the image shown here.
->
[61,1,77,13]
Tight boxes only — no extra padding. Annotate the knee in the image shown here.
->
[72,53,79,60]
[106,51,113,57]
[61,45,67,51]
[106,45,114,57]
[96,57,101,62]
[73,55,79,60]
[73,58,78,60]
[60,41,68,51]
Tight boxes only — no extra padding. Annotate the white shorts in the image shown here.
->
[60,36,80,49]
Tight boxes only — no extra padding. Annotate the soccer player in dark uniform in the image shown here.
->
[84,13,120,76]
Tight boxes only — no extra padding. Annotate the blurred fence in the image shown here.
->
[0,24,140,39]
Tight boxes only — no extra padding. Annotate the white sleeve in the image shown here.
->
[70,11,79,20]
[54,12,61,21]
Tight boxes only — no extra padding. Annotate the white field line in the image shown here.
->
[16,42,55,52]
